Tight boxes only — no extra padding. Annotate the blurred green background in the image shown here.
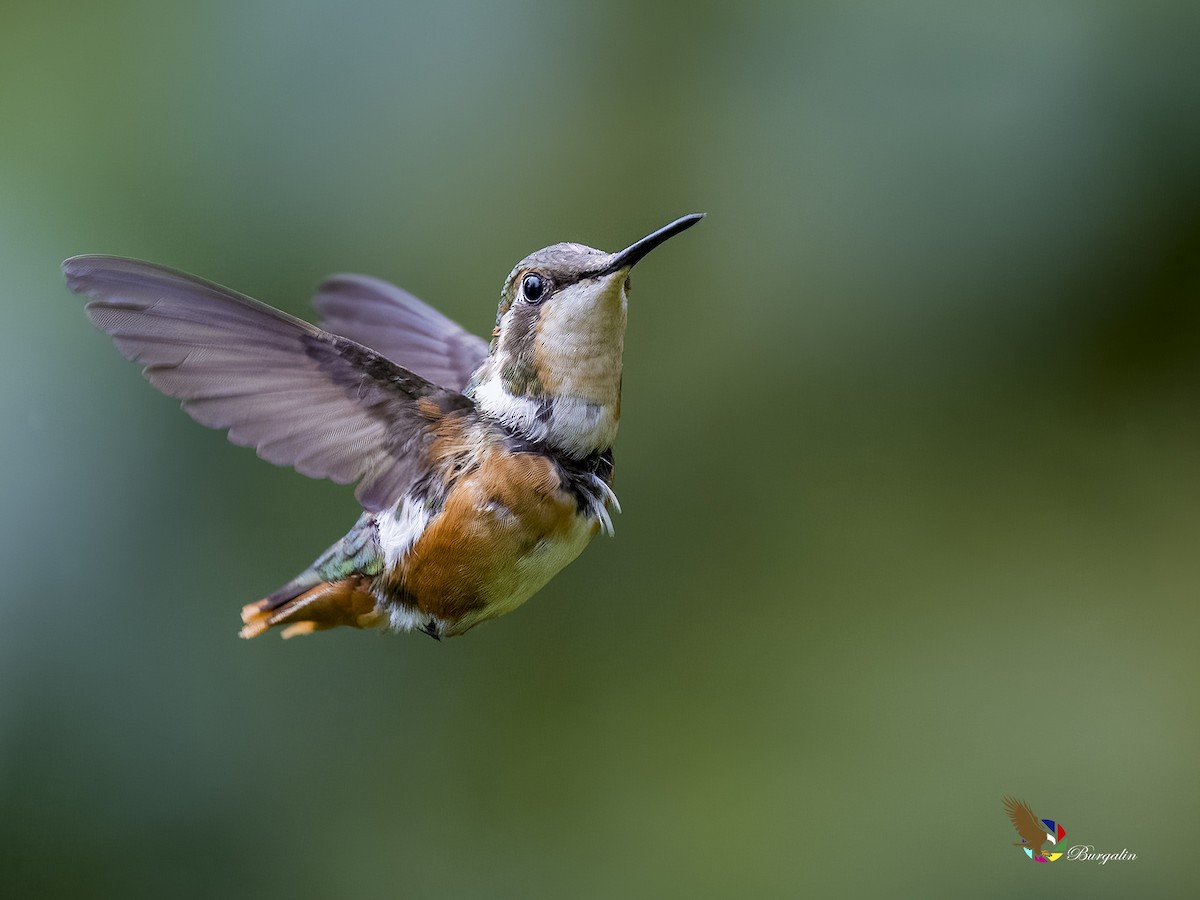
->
[3,1,1199,897]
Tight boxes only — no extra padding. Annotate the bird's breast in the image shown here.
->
[383,445,602,634]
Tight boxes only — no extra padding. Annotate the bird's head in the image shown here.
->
[471,213,703,457]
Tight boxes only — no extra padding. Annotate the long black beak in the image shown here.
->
[601,213,704,274]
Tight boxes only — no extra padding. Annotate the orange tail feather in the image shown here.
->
[239,576,383,639]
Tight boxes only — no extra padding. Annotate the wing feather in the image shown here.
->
[1003,796,1046,845]
[64,255,474,512]
[312,273,489,391]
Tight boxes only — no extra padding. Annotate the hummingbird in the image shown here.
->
[64,213,703,640]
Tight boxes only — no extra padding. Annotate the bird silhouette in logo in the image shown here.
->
[1004,796,1062,862]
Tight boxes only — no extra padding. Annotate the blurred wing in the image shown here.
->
[313,273,489,392]
[64,255,474,513]
[1003,796,1045,844]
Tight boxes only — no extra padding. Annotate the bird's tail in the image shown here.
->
[239,514,384,639]
[240,576,382,639]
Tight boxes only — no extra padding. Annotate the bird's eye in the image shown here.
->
[521,273,546,304]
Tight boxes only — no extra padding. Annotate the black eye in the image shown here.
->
[521,273,546,304]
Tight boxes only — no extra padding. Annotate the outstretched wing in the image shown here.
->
[64,255,474,513]
[1003,796,1046,845]
[313,274,489,392]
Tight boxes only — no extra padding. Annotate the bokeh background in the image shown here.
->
[3,1,1199,897]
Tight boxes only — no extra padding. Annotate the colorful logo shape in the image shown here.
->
[1003,796,1066,863]
[1022,817,1066,863]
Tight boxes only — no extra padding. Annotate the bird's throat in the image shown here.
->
[473,375,620,458]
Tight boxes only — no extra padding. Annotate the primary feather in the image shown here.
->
[63,255,473,512]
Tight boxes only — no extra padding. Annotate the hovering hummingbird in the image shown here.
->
[64,214,703,640]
